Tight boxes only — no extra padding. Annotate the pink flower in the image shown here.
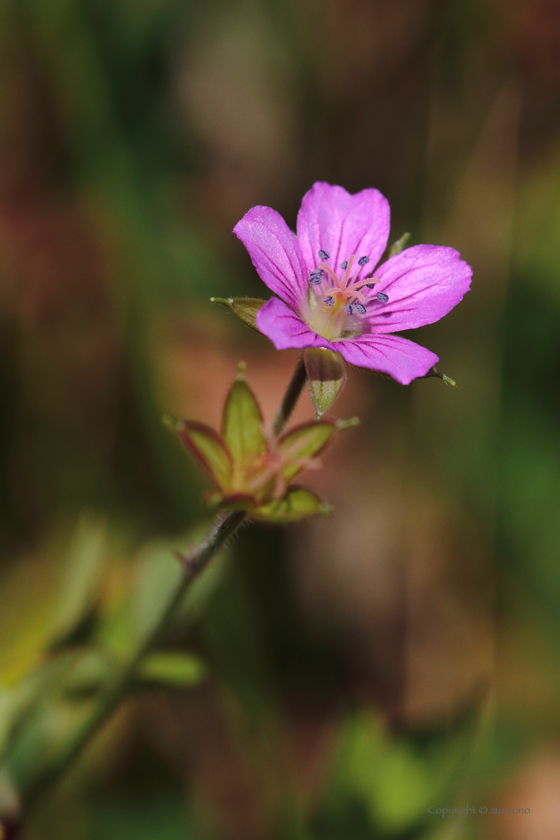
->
[233,182,472,385]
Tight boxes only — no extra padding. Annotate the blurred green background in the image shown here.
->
[1,0,560,838]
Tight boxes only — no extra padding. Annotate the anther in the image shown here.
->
[318,249,330,260]
[340,260,348,270]
[345,304,354,315]
[324,296,335,307]
[366,282,378,289]
[354,302,366,315]
[376,291,389,303]
[309,274,323,286]
[358,256,370,266]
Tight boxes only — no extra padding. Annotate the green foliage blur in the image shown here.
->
[1,0,560,838]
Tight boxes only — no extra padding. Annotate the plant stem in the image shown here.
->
[23,510,246,810]
[272,356,306,436]
[22,359,308,812]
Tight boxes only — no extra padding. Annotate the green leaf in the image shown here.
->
[138,652,208,687]
[304,348,347,418]
[325,711,476,835]
[252,486,332,523]
[49,513,108,648]
[62,650,118,697]
[133,531,229,646]
[133,541,184,648]
[221,363,267,468]
[210,297,266,331]
[177,421,232,490]
[0,690,20,759]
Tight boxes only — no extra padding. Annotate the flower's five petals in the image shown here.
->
[177,421,233,490]
[367,245,472,333]
[232,182,471,385]
[252,486,332,523]
[297,182,390,281]
[256,297,335,351]
[233,206,308,310]
[336,334,439,385]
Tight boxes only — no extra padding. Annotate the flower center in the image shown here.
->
[245,428,321,500]
[303,251,389,342]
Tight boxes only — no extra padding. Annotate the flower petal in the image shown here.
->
[297,182,390,281]
[233,206,307,310]
[256,297,337,351]
[365,245,472,333]
[335,334,438,385]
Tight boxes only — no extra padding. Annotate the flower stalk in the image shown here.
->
[17,361,310,817]
[272,356,307,436]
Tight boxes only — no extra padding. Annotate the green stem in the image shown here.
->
[272,356,306,436]
[23,511,246,810]
[22,361,308,811]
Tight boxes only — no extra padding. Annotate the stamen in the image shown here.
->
[345,304,354,315]
[358,256,370,266]
[318,261,342,288]
[366,281,379,289]
[309,274,323,286]
[318,249,330,260]
[343,279,368,296]
[376,291,389,303]
[324,296,335,307]
[340,260,348,270]
[341,254,355,289]
[354,302,366,315]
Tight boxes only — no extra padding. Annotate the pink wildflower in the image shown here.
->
[233,182,472,384]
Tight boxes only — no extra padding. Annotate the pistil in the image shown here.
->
[305,250,389,341]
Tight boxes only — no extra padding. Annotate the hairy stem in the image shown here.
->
[21,360,308,813]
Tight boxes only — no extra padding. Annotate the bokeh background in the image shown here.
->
[1,0,560,838]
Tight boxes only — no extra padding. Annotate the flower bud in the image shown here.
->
[304,348,347,418]
[210,297,266,331]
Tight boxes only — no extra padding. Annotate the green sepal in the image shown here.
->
[388,231,411,257]
[206,489,264,510]
[204,489,225,507]
[252,486,332,523]
[221,362,267,468]
[137,652,208,687]
[422,367,458,387]
[278,420,337,481]
[220,493,259,510]
[304,348,347,418]
[210,297,266,331]
[177,421,232,490]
